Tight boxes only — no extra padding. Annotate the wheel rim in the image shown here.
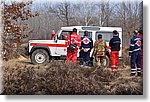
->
[35,53,46,63]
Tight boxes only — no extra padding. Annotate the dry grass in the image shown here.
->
[2,58,143,95]
[1,47,143,95]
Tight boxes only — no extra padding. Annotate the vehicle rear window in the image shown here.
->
[79,31,92,38]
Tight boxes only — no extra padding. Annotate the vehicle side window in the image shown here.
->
[96,32,113,42]
[58,31,71,40]
[79,31,92,37]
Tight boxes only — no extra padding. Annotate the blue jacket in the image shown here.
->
[109,35,121,51]
[81,36,93,49]
[129,35,142,56]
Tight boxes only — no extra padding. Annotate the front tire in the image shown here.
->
[31,49,49,64]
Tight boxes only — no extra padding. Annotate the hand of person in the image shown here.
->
[92,56,95,59]
[84,48,90,52]
[129,52,132,56]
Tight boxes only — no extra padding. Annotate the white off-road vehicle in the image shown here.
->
[27,26,122,67]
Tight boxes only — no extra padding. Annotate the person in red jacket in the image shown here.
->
[138,30,143,71]
[65,28,81,63]
[50,30,56,40]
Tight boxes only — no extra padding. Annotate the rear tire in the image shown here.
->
[31,49,49,64]
[104,55,110,68]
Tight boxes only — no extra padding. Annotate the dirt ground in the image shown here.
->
[2,56,143,95]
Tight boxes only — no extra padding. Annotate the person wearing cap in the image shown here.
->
[138,30,143,71]
[109,30,121,72]
[129,30,142,76]
[93,34,107,68]
[79,31,93,67]
[65,28,81,63]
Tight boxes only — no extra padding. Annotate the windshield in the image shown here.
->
[96,32,113,42]
[58,30,72,40]
[56,30,61,35]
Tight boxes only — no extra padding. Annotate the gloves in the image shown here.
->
[129,52,132,56]
[79,47,82,49]
[83,48,90,52]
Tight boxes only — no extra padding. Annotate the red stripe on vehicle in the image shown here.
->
[30,43,66,47]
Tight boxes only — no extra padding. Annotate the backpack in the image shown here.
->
[67,34,77,52]
[67,43,77,52]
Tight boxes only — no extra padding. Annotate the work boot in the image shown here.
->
[80,65,84,67]
[130,73,136,77]
[137,72,142,76]
[84,65,90,68]
[111,67,118,72]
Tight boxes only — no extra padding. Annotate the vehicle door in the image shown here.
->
[55,31,71,56]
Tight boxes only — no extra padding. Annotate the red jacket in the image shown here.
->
[65,32,81,49]
[138,33,143,56]
[138,33,143,39]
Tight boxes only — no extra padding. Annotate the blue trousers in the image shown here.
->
[130,51,141,75]
[79,50,90,65]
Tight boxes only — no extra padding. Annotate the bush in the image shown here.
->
[2,60,143,95]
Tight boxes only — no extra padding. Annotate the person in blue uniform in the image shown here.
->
[129,30,142,76]
[79,31,93,67]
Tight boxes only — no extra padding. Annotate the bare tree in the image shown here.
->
[47,1,72,26]
[112,0,141,45]
[114,1,140,31]
[94,0,113,27]
[71,1,97,26]
[25,0,142,46]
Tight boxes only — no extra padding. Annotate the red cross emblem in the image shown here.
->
[83,38,89,44]
[136,40,141,47]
